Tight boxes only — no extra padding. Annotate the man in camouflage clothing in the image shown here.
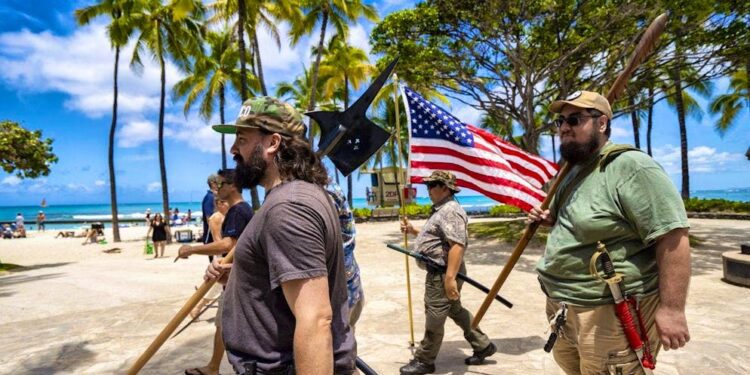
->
[399,170,496,375]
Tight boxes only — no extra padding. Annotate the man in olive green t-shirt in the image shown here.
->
[527,91,691,374]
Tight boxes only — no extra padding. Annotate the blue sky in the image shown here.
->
[0,0,748,206]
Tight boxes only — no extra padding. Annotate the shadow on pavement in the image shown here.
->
[15,340,96,374]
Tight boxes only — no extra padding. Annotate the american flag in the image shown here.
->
[401,86,559,212]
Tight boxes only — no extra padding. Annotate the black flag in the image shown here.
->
[306,58,398,176]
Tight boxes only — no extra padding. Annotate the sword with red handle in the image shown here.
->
[590,241,655,374]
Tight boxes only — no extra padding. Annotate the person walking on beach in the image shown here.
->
[146,214,169,258]
[399,170,496,375]
[201,175,219,244]
[327,182,365,331]
[177,169,253,375]
[36,211,46,232]
[527,91,691,374]
[15,213,24,231]
[205,97,355,374]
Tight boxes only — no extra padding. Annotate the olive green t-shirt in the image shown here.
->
[536,143,689,305]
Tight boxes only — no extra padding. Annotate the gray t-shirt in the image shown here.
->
[222,180,356,374]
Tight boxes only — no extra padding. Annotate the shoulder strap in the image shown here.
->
[552,144,642,217]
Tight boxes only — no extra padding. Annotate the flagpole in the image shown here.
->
[392,73,415,349]
[470,12,669,329]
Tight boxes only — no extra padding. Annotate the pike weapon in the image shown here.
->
[386,243,513,309]
[356,357,379,375]
[471,12,669,329]
[590,242,655,374]
[170,297,218,339]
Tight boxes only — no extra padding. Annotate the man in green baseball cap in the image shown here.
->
[206,96,357,374]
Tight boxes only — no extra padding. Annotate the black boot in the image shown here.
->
[399,359,435,375]
[464,342,497,365]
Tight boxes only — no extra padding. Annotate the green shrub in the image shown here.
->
[468,220,550,245]
[683,198,750,213]
[403,203,432,216]
[352,208,372,218]
[488,205,523,216]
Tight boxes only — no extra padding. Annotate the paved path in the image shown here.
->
[0,218,748,374]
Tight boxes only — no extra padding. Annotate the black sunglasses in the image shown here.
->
[426,181,442,189]
[554,114,600,128]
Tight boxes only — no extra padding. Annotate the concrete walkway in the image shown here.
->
[0,218,748,374]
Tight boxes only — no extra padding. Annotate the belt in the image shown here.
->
[241,362,295,375]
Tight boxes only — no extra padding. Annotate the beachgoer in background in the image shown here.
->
[37,211,46,232]
[178,169,253,375]
[81,228,98,245]
[172,207,180,224]
[186,209,192,225]
[327,182,365,331]
[3,224,12,239]
[15,213,24,231]
[399,170,496,375]
[202,174,219,244]
[145,208,152,224]
[146,213,169,258]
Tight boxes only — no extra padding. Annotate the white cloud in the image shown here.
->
[118,120,159,148]
[94,180,106,186]
[257,22,302,76]
[348,24,371,56]
[0,23,181,118]
[610,124,631,138]
[652,144,744,174]
[452,104,483,126]
[164,112,232,154]
[2,176,21,186]
[146,181,161,192]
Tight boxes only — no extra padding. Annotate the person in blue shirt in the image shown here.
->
[201,174,219,244]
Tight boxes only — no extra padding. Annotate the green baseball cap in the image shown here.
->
[212,97,306,137]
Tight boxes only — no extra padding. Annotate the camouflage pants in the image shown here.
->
[414,264,491,365]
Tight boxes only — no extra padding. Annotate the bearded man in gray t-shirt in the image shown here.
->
[205,97,355,374]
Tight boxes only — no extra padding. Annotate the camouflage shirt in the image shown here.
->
[414,197,468,266]
[326,183,363,308]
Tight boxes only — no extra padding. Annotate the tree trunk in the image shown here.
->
[672,62,690,199]
[220,84,227,169]
[157,29,171,228]
[628,95,640,148]
[253,31,267,96]
[237,0,261,210]
[646,84,654,156]
[109,46,121,242]
[550,133,556,163]
[306,9,329,145]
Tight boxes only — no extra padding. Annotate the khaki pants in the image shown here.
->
[414,264,491,365]
[545,293,661,375]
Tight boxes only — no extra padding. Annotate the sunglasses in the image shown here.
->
[426,181,442,189]
[554,114,600,128]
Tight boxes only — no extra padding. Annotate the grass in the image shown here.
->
[468,220,550,246]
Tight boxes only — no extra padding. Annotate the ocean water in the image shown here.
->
[3,188,748,230]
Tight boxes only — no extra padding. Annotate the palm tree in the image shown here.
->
[290,0,378,143]
[709,68,749,136]
[129,0,205,222]
[318,35,373,206]
[663,57,713,199]
[75,0,138,243]
[172,27,257,168]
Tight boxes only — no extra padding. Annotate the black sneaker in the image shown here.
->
[464,342,497,365]
[399,359,436,375]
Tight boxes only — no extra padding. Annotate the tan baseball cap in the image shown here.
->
[423,170,460,193]
[549,91,612,119]
[212,97,306,137]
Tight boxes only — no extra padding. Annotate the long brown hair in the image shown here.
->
[272,133,329,186]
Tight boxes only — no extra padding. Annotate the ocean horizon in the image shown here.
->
[3,187,749,230]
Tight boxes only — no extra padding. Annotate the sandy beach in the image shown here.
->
[1,217,749,374]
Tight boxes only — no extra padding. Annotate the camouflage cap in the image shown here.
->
[212,97,306,137]
[549,90,613,119]
[423,170,460,193]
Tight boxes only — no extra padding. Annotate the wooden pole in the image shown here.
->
[471,13,669,329]
[392,73,415,348]
[127,251,235,374]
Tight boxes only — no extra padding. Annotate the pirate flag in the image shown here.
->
[306,58,398,176]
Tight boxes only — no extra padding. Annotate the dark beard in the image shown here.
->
[560,132,600,164]
[234,144,267,189]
